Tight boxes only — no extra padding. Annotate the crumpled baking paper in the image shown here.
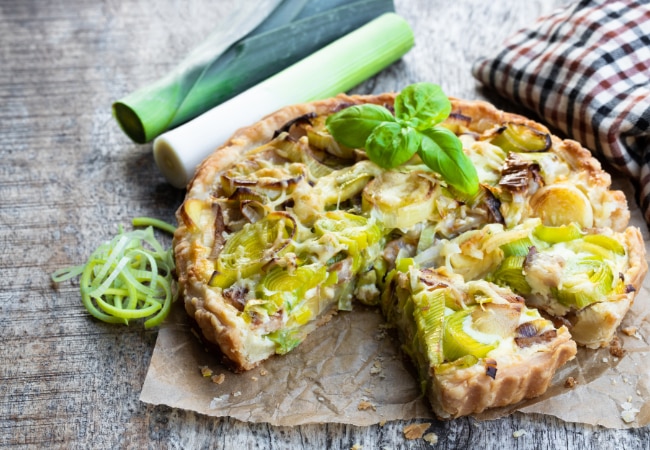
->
[140,177,650,429]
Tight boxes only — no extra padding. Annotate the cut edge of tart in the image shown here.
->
[381,266,578,419]
[173,89,646,415]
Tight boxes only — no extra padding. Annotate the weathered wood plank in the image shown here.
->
[1,0,648,448]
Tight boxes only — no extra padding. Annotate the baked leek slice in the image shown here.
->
[488,122,551,153]
[382,266,576,419]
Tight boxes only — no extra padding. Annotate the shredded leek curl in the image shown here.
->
[51,218,177,329]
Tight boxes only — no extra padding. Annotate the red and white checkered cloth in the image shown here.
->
[473,0,650,224]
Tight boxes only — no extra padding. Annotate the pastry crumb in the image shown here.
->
[564,376,577,388]
[423,432,438,445]
[608,336,625,358]
[211,373,225,384]
[513,429,526,438]
[351,444,362,450]
[200,365,213,377]
[379,420,387,427]
[232,391,241,397]
[358,400,376,411]
[403,423,430,440]
[370,359,383,375]
[251,376,258,382]
[620,401,640,423]
[622,326,638,336]
[260,368,268,376]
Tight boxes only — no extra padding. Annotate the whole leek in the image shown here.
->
[154,13,415,188]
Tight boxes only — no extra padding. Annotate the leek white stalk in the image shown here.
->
[153,13,414,188]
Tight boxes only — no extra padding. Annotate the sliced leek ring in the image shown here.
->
[471,303,523,338]
[500,237,534,257]
[443,307,499,361]
[179,198,215,232]
[314,211,382,272]
[209,212,296,288]
[565,240,620,260]
[362,169,436,230]
[253,265,328,317]
[306,128,356,161]
[533,222,584,244]
[552,257,614,309]
[221,162,305,198]
[489,255,532,294]
[315,160,383,207]
[303,151,337,178]
[411,289,446,367]
[314,211,382,249]
[240,199,268,223]
[582,234,626,256]
[530,184,594,228]
[305,114,357,159]
[489,122,551,153]
[272,133,342,178]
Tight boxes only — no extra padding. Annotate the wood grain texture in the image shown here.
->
[1,0,648,448]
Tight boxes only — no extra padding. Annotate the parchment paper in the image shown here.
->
[140,177,650,429]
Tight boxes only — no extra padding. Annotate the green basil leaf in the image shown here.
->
[366,122,420,169]
[419,127,479,195]
[394,83,451,131]
[325,104,395,148]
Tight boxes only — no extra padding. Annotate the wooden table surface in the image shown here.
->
[2,0,649,448]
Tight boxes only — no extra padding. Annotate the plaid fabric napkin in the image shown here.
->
[472,0,650,224]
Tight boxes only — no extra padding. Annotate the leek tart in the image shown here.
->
[174,91,646,418]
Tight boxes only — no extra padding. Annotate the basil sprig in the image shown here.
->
[325,83,479,195]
